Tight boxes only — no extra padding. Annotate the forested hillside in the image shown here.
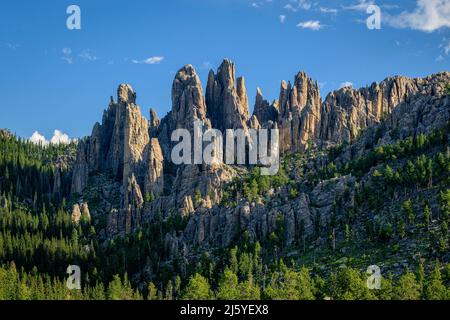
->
[0,121,449,300]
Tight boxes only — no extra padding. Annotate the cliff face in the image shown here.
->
[71,84,164,233]
[319,76,422,146]
[206,59,250,131]
[277,72,322,153]
[70,59,449,242]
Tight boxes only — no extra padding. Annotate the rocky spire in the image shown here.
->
[277,71,322,152]
[123,174,144,233]
[149,108,160,137]
[118,84,136,105]
[206,59,250,131]
[252,87,279,125]
[144,138,164,198]
[237,77,250,119]
[278,80,291,118]
[172,64,208,131]
[122,100,150,185]
[71,139,88,194]
[72,83,151,196]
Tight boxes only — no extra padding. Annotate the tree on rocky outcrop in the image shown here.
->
[444,83,450,95]
[402,199,415,224]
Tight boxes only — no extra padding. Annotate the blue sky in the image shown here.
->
[0,0,449,141]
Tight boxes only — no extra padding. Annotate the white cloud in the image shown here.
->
[132,56,164,65]
[29,130,73,146]
[297,20,323,30]
[340,82,353,89]
[251,2,260,8]
[279,15,286,23]
[435,55,444,62]
[385,0,450,32]
[50,130,72,145]
[29,131,49,146]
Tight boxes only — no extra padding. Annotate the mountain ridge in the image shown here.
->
[0,61,448,300]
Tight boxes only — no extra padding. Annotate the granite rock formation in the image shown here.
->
[70,58,449,253]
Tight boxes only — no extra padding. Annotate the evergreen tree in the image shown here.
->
[393,270,421,300]
[217,268,240,300]
[424,264,448,300]
[402,199,415,224]
[147,282,159,300]
[181,274,213,300]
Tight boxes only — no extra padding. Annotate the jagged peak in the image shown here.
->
[219,58,234,69]
[217,58,236,88]
[254,87,265,110]
[175,64,197,79]
[172,64,203,96]
[256,87,263,98]
[117,84,136,105]
[236,76,249,118]
[295,70,308,80]
[171,63,207,124]
[149,108,159,124]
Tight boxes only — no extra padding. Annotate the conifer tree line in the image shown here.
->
[1,242,449,300]
[0,134,76,210]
